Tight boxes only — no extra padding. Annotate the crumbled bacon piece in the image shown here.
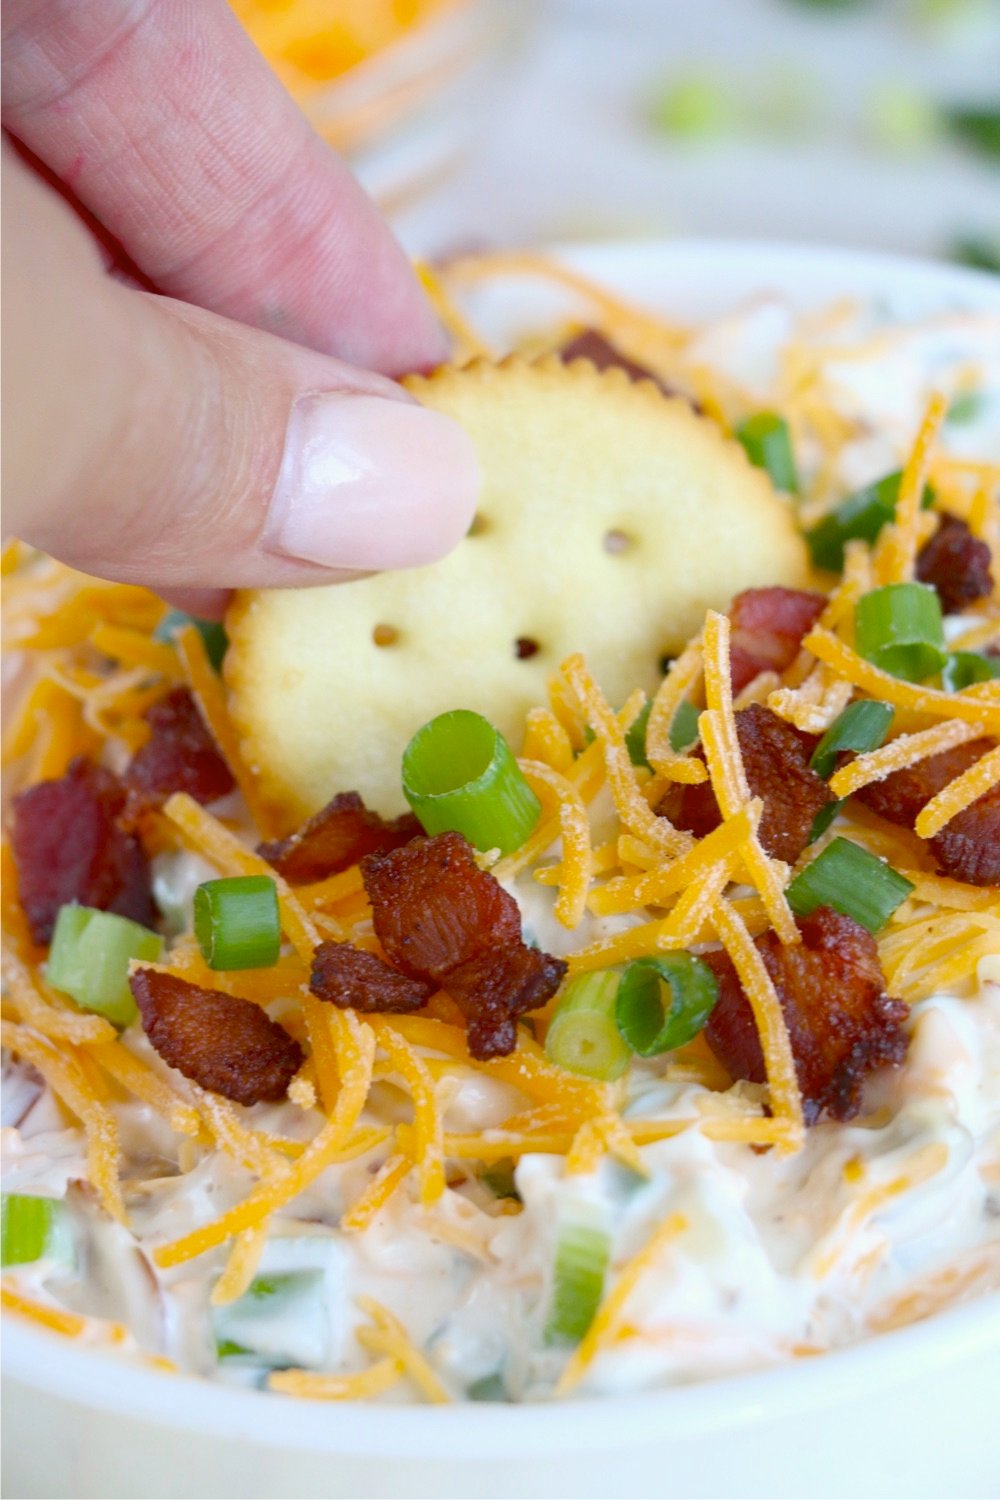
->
[129,968,302,1105]
[728,588,827,694]
[309,941,433,1014]
[258,792,421,884]
[10,758,154,946]
[662,703,832,863]
[123,687,234,819]
[853,737,1000,887]
[361,831,567,1059]
[915,514,993,615]
[559,329,677,395]
[702,907,908,1124]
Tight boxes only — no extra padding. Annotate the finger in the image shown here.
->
[1,0,447,374]
[2,155,478,591]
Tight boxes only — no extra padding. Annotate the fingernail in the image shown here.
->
[265,392,479,570]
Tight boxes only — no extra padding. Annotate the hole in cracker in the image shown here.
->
[603,528,633,555]
[372,623,399,647]
[515,637,540,661]
[468,512,489,537]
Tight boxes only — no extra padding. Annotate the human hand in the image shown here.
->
[1,0,479,615]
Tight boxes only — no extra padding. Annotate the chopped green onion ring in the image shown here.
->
[402,710,540,856]
[1,1194,73,1267]
[804,471,934,573]
[943,650,1000,692]
[154,609,228,671]
[735,412,799,494]
[615,953,719,1057]
[854,583,947,682]
[809,699,895,780]
[786,837,914,934]
[194,875,281,970]
[46,904,162,1026]
[544,1218,611,1345]
[545,971,630,1081]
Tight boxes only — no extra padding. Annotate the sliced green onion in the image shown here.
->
[947,391,984,426]
[669,700,701,753]
[154,609,228,671]
[943,650,1000,692]
[213,1270,327,1368]
[807,799,842,843]
[402,710,541,856]
[736,412,799,494]
[650,72,736,139]
[467,1371,509,1402]
[1,1194,72,1267]
[481,1160,521,1202]
[625,701,653,767]
[194,876,280,970]
[786,837,914,933]
[46,905,162,1026]
[545,971,630,1081]
[544,1218,611,1345]
[809,699,895,779]
[945,105,1000,162]
[804,471,934,573]
[950,234,1000,275]
[854,583,947,682]
[615,953,719,1057]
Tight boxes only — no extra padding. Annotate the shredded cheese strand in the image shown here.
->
[520,758,593,927]
[354,1295,452,1404]
[879,393,949,584]
[371,1024,445,1206]
[914,743,1000,839]
[645,634,708,783]
[269,1358,404,1401]
[211,1220,271,1306]
[342,1153,413,1232]
[829,720,984,800]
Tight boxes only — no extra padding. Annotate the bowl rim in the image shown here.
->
[4,234,999,1457]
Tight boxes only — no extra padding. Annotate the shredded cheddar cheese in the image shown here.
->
[914,743,1000,840]
[829,720,985,800]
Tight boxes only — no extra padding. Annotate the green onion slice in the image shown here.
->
[809,699,895,780]
[943,650,1000,692]
[786,837,914,933]
[46,905,162,1026]
[736,412,799,494]
[669,700,701,753]
[545,971,630,1081]
[615,953,719,1057]
[544,1217,611,1345]
[154,609,228,671]
[804,471,933,573]
[854,583,947,682]
[402,710,541,856]
[194,876,281,970]
[807,798,842,844]
[481,1160,521,1202]
[625,701,653,767]
[213,1269,327,1368]
[1,1194,73,1267]
[467,1371,509,1402]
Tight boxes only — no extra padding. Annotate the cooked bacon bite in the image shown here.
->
[259,792,421,884]
[663,702,832,863]
[728,587,827,695]
[309,941,432,1014]
[10,758,154,946]
[915,514,993,615]
[854,738,1000,887]
[123,688,234,818]
[129,968,302,1106]
[703,907,908,1124]
[361,831,567,1059]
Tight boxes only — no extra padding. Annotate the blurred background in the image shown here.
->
[232,0,999,266]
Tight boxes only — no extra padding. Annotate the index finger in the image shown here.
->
[1,0,447,374]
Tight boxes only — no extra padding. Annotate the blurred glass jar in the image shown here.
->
[231,0,534,212]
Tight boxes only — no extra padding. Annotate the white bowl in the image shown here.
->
[4,239,999,1500]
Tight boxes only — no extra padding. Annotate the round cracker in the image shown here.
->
[226,356,809,823]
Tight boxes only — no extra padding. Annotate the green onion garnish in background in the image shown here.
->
[402,710,541,856]
[467,1372,510,1402]
[649,72,737,139]
[1,1194,73,1268]
[213,1269,327,1368]
[194,875,281,970]
[154,609,228,671]
[46,905,162,1026]
[943,651,1000,692]
[615,953,719,1058]
[804,471,934,572]
[735,412,799,494]
[545,971,630,1082]
[544,1218,612,1345]
[809,699,895,780]
[950,234,1000,276]
[854,583,947,682]
[786,837,914,933]
[947,391,984,426]
[944,105,1000,162]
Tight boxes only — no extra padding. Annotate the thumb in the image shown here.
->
[3,155,479,595]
